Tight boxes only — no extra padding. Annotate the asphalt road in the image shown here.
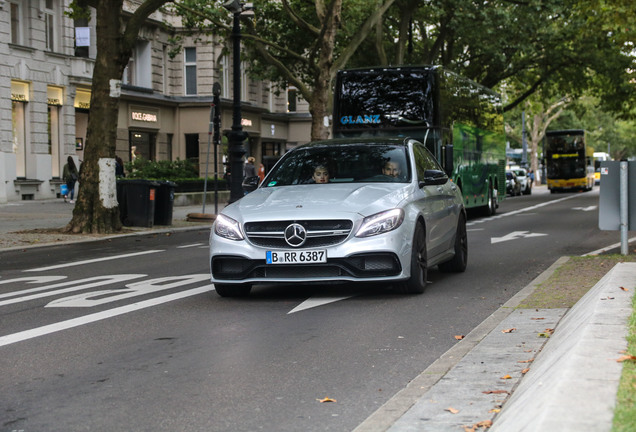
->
[0,187,616,432]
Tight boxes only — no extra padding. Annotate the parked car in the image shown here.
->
[209,137,467,297]
[506,170,521,196]
[510,167,532,195]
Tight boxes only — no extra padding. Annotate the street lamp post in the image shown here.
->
[223,0,248,203]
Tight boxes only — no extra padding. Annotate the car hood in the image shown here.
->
[222,183,412,222]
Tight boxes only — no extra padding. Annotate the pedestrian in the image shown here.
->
[115,155,125,177]
[62,156,79,203]
[243,156,258,195]
[258,163,266,184]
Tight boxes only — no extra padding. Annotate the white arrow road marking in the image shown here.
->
[288,295,356,314]
[491,231,547,244]
[573,206,597,212]
[0,285,214,348]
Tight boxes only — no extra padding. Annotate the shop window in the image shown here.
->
[185,133,200,175]
[184,47,197,95]
[12,101,27,178]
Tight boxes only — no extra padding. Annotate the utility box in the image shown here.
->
[598,161,636,230]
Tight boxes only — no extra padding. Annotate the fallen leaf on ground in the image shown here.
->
[620,286,628,292]
[538,332,551,338]
[544,328,554,334]
[616,355,636,362]
[531,317,545,320]
[455,335,465,340]
[463,419,493,431]
[501,328,516,333]
[500,374,512,380]
[522,368,530,374]
[518,358,534,363]
[317,397,336,403]
[482,390,509,395]
[446,407,460,414]
[489,408,501,413]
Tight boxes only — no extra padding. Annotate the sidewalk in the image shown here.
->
[1,199,635,431]
[0,198,216,250]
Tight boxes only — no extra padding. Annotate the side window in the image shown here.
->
[413,144,443,180]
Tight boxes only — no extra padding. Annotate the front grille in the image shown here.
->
[244,220,353,249]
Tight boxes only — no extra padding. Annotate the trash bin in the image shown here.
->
[117,180,158,227]
[154,181,177,225]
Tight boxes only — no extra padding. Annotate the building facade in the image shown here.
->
[0,0,312,203]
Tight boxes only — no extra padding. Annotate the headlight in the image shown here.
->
[355,209,404,238]
[214,214,244,240]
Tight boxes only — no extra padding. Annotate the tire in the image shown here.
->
[482,185,496,216]
[438,214,468,273]
[214,283,252,297]
[395,223,427,294]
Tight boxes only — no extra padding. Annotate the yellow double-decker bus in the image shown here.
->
[545,129,594,193]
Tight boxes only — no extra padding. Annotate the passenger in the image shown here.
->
[382,160,401,178]
[312,165,330,183]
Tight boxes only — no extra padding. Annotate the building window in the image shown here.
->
[45,0,57,52]
[123,40,151,88]
[74,16,90,58]
[219,55,230,98]
[12,101,27,178]
[184,47,197,95]
[287,87,297,112]
[10,1,22,45]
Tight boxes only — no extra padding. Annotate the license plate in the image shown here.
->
[266,250,327,264]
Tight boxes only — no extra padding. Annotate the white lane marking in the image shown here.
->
[491,231,548,244]
[467,194,580,227]
[24,250,164,272]
[0,275,146,306]
[0,276,67,290]
[177,243,206,249]
[288,296,355,314]
[583,236,636,256]
[573,206,597,212]
[0,284,215,348]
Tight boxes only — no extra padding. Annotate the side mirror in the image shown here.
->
[421,169,448,186]
[443,144,454,176]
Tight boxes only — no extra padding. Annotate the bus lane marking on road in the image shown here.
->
[47,274,210,307]
[0,284,215,348]
[0,275,146,306]
[24,250,164,272]
[573,206,597,211]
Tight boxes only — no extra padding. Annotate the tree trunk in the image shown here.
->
[67,0,128,234]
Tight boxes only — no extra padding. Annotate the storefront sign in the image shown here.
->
[11,81,29,102]
[131,111,158,122]
[241,118,253,127]
[47,86,64,106]
[74,90,91,109]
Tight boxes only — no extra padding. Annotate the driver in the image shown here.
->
[382,160,401,178]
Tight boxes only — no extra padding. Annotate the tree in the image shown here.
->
[174,0,398,140]
[506,95,571,185]
[66,0,172,234]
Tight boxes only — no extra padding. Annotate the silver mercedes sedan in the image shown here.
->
[209,137,467,297]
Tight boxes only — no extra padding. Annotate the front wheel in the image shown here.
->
[395,223,427,294]
[438,214,468,273]
[214,283,252,297]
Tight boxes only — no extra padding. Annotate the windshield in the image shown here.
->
[263,143,411,187]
